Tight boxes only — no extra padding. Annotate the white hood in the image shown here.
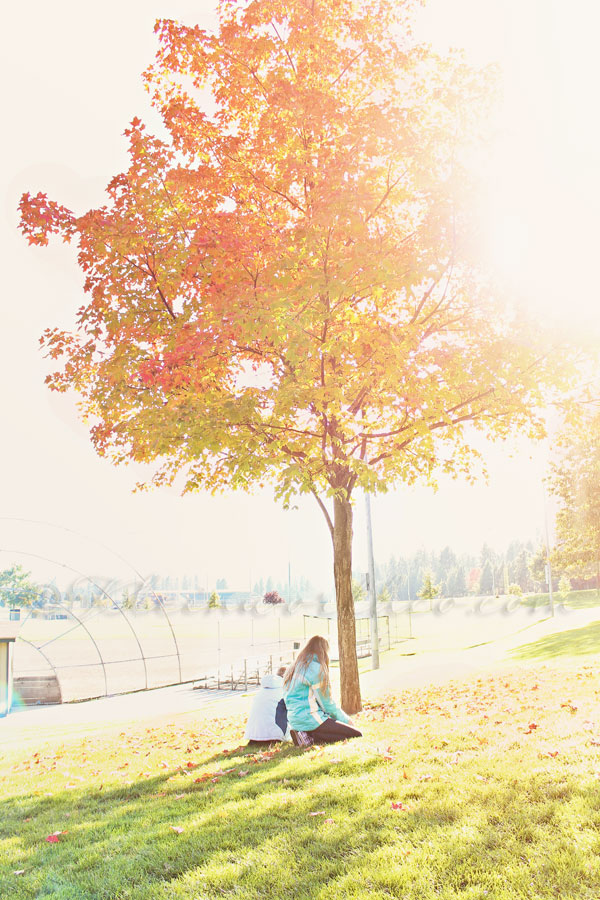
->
[260,673,284,689]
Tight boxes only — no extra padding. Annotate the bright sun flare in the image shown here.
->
[419,0,600,340]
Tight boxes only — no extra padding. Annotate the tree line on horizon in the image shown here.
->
[0,534,593,611]
[369,539,544,603]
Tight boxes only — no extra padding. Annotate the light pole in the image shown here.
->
[406,558,413,638]
[543,484,555,617]
[365,492,380,669]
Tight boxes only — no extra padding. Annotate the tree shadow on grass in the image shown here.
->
[510,620,600,660]
[0,745,381,900]
[3,741,600,900]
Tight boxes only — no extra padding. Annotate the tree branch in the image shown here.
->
[270,21,297,75]
[330,47,368,87]
[311,488,334,539]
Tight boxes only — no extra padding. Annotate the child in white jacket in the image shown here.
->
[244,667,290,745]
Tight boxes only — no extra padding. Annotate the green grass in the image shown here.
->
[2,666,600,899]
[521,589,600,610]
[511,619,600,661]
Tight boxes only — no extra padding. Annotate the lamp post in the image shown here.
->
[365,492,380,669]
[543,484,555,617]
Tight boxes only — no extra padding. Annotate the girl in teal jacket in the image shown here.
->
[283,635,362,746]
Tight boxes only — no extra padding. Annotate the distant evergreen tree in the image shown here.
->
[351,577,366,604]
[387,555,401,599]
[447,565,467,597]
[480,543,496,568]
[479,560,494,595]
[511,548,533,591]
[437,546,457,592]
[378,585,391,605]
[417,571,440,609]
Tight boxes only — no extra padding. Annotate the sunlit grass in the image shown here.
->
[522,589,600,610]
[2,662,600,899]
[511,620,600,661]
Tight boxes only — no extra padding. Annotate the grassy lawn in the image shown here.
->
[522,590,600,610]
[3,661,600,900]
[511,619,600,661]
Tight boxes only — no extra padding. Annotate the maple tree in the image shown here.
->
[20,0,566,713]
[0,564,39,608]
[548,409,600,587]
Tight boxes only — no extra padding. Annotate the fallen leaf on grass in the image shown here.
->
[170,826,184,834]
[391,802,408,811]
[324,818,335,824]
[13,870,25,876]
[308,811,326,816]
[46,831,68,843]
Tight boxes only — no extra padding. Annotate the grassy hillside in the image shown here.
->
[2,660,600,899]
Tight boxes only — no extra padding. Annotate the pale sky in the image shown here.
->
[2,0,599,593]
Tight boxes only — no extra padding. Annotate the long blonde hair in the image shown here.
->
[283,635,330,693]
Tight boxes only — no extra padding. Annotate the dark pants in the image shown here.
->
[309,718,362,744]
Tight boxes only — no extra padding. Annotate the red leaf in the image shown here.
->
[46,831,67,843]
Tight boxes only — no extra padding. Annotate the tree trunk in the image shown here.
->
[332,495,362,714]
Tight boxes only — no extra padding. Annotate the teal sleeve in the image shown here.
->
[313,684,350,724]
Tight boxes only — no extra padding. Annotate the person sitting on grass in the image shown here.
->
[244,666,290,745]
[283,635,362,747]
